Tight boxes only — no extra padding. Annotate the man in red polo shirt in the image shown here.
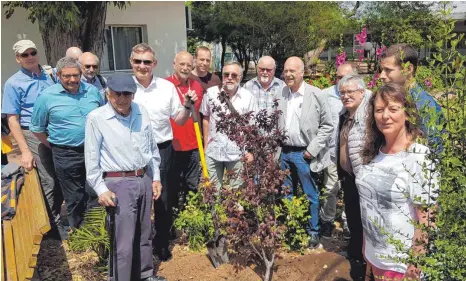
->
[166,51,204,212]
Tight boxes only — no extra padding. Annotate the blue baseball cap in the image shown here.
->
[106,72,137,94]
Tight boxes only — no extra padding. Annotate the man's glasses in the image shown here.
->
[84,64,98,69]
[258,67,273,73]
[222,72,239,79]
[20,51,37,58]
[339,89,363,97]
[111,91,134,98]
[132,59,153,66]
[60,74,81,79]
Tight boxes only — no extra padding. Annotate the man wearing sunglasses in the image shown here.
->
[85,72,166,281]
[79,52,107,100]
[129,43,198,262]
[244,56,285,114]
[200,61,258,189]
[30,56,104,232]
[2,39,65,238]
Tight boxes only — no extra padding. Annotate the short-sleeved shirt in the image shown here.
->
[133,76,183,144]
[30,82,104,146]
[243,77,285,114]
[81,75,106,101]
[356,143,438,274]
[165,75,204,151]
[200,86,258,162]
[2,67,55,127]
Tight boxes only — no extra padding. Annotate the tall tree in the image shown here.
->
[3,1,126,66]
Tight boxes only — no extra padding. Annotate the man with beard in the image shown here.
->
[191,46,221,91]
[277,56,333,248]
[79,52,107,100]
[130,43,198,262]
[166,51,204,212]
[30,56,104,231]
[200,61,257,188]
[244,56,285,114]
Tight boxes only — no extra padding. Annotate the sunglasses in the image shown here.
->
[20,51,37,58]
[112,91,134,98]
[84,64,99,69]
[132,59,153,66]
[222,72,239,79]
[339,89,363,97]
[258,67,274,73]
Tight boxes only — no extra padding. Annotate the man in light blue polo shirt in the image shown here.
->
[31,56,104,230]
[1,39,65,238]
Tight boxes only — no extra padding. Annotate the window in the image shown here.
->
[185,6,193,30]
[101,26,144,71]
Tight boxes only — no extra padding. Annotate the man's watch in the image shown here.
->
[183,105,191,110]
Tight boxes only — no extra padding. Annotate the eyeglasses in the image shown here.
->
[20,51,37,58]
[339,89,363,97]
[112,91,134,98]
[258,67,274,73]
[60,74,81,79]
[222,72,239,79]
[132,59,153,66]
[84,64,98,69]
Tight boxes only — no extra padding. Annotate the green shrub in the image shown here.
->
[174,191,215,251]
[276,196,310,252]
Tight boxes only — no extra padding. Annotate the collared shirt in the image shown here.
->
[133,76,183,144]
[81,75,107,100]
[30,82,104,146]
[2,66,55,127]
[243,77,285,114]
[200,86,258,162]
[85,102,161,196]
[284,82,307,147]
[165,75,204,151]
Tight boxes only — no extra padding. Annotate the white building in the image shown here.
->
[1,1,189,88]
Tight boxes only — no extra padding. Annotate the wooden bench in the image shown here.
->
[2,169,51,281]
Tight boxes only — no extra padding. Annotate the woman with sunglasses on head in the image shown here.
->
[357,83,438,281]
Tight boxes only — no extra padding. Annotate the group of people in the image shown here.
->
[2,38,440,281]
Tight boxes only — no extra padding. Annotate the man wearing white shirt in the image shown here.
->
[200,61,257,189]
[85,72,166,281]
[130,43,198,261]
[277,57,334,248]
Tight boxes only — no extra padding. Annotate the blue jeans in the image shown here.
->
[280,150,320,235]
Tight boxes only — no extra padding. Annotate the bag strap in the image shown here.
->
[97,74,106,89]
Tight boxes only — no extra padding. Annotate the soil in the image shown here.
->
[7,149,355,281]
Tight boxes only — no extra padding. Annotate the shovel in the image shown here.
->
[189,96,229,267]
[107,197,118,281]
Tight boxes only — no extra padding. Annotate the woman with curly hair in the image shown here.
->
[357,83,438,281]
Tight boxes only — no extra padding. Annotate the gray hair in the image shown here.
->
[338,74,366,91]
[223,61,244,74]
[131,43,156,60]
[56,56,81,74]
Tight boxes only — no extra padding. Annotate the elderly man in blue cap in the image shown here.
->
[85,72,166,281]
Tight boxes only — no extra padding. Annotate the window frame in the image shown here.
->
[101,24,147,73]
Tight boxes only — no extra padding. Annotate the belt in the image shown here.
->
[103,168,145,178]
[50,143,84,150]
[282,145,307,152]
[157,140,172,149]
[21,126,29,130]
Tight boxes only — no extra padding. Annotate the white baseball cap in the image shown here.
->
[13,40,37,54]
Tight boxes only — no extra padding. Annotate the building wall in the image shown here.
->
[1,1,187,90]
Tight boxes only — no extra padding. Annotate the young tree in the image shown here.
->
[3,1,126,66]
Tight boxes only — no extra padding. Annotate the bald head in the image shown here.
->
[173,50,194,82]
[66,47,83,60]
[336,63,357,83]
[284,57,305,91]
[257,56,277,87]
[79,52,99,80]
